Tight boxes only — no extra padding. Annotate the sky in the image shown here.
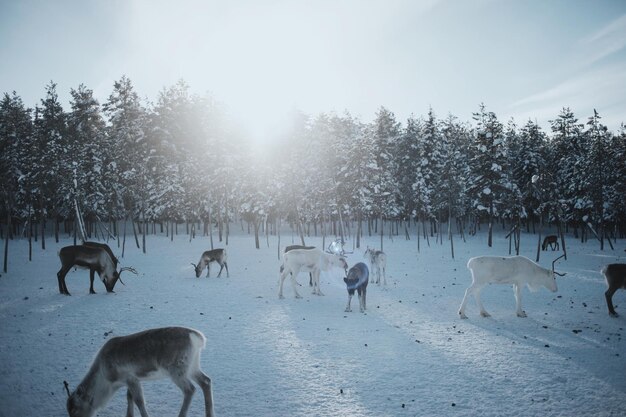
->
[1,0,626,141]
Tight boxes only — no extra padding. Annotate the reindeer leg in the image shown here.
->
[126,389,135,417]
[224,261,229,278]
[126,378,149,417]
[474,287,490,317]
[313,269,324,296]
[89,269,96,294]
[216,263,224,277]
[193,371,215,417]
[514,284,526,317]
[459,285,474,319]
[606,287,619,317]
[360,287,367,312]
[206,264,210,278]
[345,293,353,312]
[172,376,196,417]
[58,267,72,295]
[278,271,287,299]
[291,269,302,298]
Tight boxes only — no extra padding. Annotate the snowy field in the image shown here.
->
[0,227,625,417]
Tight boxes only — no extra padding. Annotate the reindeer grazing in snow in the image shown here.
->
[459,255,565,318]
[541,235,559,251]
[64,326,215,417]
[364,247,387,285]
[602,263,626,317]
[57,245,136,295]
[192,249,229,278]
[278,248,347,298]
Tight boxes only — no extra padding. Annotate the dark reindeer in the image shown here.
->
[83,241,119,266]
[541,235,559,251]
[57,245,136,295]
[602,263,626,317]
[192,249,229,278]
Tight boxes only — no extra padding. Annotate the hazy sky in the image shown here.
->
[1,0,625,140]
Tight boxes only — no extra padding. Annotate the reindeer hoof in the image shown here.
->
[459,312,468,319]
[609,312,619,317]
[345,308,352,312]
[480,311,491,318]
[295,294,302,299]
[517,311,527,318]
[279,294,285,299]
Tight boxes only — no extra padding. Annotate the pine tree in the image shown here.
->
[103,76,148,250]
[0,92,33,270]
[585,109,611,248]
[468,103,508,246]
[67,84,108,229]
[370,107,402,221]
[549,107,586,234]
[34,82,67,244]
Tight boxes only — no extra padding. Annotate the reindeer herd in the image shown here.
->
[56,237,625,417]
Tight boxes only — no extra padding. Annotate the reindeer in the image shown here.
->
[602,263,626,317]
[82,241,119,266]
[278,248,347,298]
[57,245,136,295]
[281,245,316,286]
[192,249,229,278]
[541,235,559,251]
[344,262,369,313]
[364,247,387,285]
[64,326,215,417]
[459,254,565,318]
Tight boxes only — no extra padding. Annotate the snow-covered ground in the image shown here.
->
[0,227,624,416]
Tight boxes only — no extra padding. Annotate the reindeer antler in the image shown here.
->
[117,266,138,286]
[552,254,566,277]
[63,380,71,397]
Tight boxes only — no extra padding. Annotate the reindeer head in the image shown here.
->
[65,381,91,417]
[191,262,204,278]
[103,267,138,292]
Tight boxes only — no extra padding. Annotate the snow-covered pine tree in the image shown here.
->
[438,114,470,247]
[468,103,508,247]
[370,107,402,245]
[549,107,587,238]
[395,115,422,224]
[585,109,612,248]
[34,82,67,244]
[509,119,546,231]
[0,92,32,270]
[67,84,108,236]
[103,76,148,251]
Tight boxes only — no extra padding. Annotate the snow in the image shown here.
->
[0,229,625,416]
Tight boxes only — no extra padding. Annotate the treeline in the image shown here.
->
[1,77,625,259]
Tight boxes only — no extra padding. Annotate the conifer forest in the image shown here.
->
[1,77,625,270]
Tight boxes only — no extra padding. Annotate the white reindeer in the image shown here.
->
[458,255,565,318]
[64,326,215,417]
[364,247,387,285]
[278,248,347,298]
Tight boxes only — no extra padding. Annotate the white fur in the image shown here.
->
[278,248,347,298]
[365,247,387,285]
[458,255,558,318]
[66,327,215,417]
